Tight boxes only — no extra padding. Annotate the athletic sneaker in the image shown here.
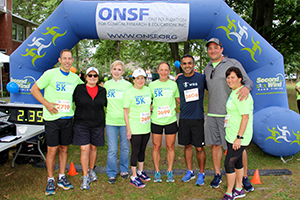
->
[222,193,234,200]
[138,171,151,181]
[154,171,162,182]
[80,175,90,190]
[210,173,222,188]
[181,169,195,182]
[45,179,56,196]
[242,177,254,192]
[120,172,129,179]
[195,173,205,186]
[232,188,246,199]
[108,177,116,184]
[166,171,175,183]
[89,169,98,182]
[130,176,146,188]
[57,176,73,190]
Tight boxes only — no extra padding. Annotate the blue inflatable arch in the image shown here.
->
[10,0,300,157]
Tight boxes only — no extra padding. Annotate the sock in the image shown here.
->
[48,177,54,182]
[137,170,142,175]
[131,176,137,180]
[235,187,243,191]
[226,192,232,196]
[58,174,65,180]
[189,170,193,173]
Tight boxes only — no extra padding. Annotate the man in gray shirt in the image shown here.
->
[204,38,254,192]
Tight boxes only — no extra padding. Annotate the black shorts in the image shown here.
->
[178,119,205,147]
[73,124,105,147]
[151,121,178,135]
[44,119,73,147]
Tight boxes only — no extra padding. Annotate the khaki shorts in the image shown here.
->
[205,116,227,149]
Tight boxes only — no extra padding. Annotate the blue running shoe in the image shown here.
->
[57,176,73,190]
[154,171,162,183]
[138,171,151,182]
[210,173,222,188]
[45,179,56,196]
[88,169,98,182]
[130,176,146,188]
[181,169,195,182]
[195,173,205,186]
[166,171,175,183]
[242,177,254,192]
[232,188,246,199]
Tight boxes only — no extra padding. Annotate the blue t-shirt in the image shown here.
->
[176,72,206,119]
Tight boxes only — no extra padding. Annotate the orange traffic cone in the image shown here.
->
[251,169,262,184]
[224,149,227,155]
[68,162,78,176]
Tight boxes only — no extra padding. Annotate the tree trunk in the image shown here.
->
[251,0,274,42]
[169,42,181,74]
[75,44,79,70]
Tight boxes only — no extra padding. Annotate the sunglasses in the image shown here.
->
[87,74,98,78]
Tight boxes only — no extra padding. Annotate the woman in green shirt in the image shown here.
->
[222,67,253,200]
[148,62,180,183]
[123,68,152,188]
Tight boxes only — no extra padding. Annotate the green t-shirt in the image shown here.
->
[123,86,151,135]
[104,79,132,126]
[149,79,179,125]
[225,86,253,146]
[296,82,300,100]
[36,68,83,121]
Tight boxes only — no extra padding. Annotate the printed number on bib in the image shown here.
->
[56,100,71,112]
[184,88,199,102]
[157,105,171,118]
[140,112,150,124]
[224,115,230,128]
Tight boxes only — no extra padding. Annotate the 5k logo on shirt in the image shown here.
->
[107,89,115,98]
[56,82,66,91]
[154,88,163,97]
[135,97,146,105]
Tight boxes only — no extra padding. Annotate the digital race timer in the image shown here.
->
[0,103,44,125]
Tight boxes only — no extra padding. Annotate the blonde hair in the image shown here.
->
[110,60,125,71]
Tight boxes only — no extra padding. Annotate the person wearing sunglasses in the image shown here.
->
[104,61,132,184]
[204,38,254,192]
[176,54,207,186]
[73,67,107,190]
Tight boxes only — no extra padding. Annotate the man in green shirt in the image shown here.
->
[31,49,83,196]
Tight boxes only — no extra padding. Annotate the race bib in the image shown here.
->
[157,105,171,118]
[140,112,151,124]
[184,88,199,102]
[224,115,230,127]
[56,100,71,113]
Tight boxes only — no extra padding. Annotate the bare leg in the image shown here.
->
[46,146,59,178]
[138,162,144,172]
[195,147,206,173]
[131,166,137,177]
[58,145,68,175]
[236,168,244,189]
[212,144,222,175]
[226,172,236,194]
[89,144,97,170]
[152,133,162,172]
[184,144,193,170]
[80,144,90,176]
[242,150,248,177]
[165,134,176,172]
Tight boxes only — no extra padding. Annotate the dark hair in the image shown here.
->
[225,67,243,83]
[157,61,170,70]
[181,54,195,64]
[60,49,72,58]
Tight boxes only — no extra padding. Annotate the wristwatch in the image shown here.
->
[236,135,244,139]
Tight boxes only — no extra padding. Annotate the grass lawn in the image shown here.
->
[0,83,300,199]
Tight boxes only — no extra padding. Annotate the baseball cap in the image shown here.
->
[86,67,99,75]
[132,68,147,78]
[206,38,222,47]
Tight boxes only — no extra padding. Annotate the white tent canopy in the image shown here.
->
[0,53,9,63]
